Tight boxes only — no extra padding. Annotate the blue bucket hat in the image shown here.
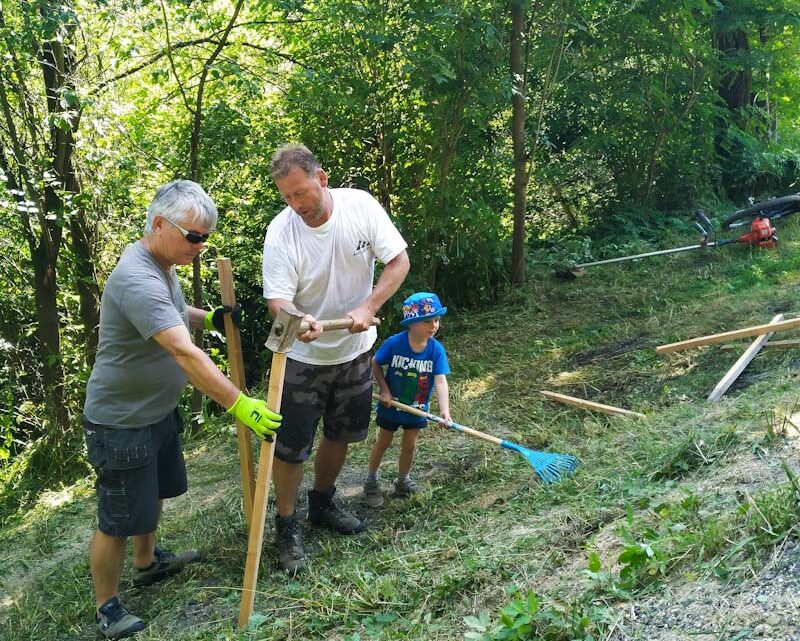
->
[400,292,447,326]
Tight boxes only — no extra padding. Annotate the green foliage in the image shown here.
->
[463,588,614,641]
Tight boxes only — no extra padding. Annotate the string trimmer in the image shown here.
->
[373,394,580,484]
[554,194,800,279]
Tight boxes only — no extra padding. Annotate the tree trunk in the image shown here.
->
[510,0,528,286]
[182,0,245,432]
[30,228,70,446]
[376,125,393,216]
[713,28,751,112]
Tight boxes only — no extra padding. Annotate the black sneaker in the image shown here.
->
[95,596,145,639]
[132,546,200,587]
[275,513,306,573]
[308,486,366,534]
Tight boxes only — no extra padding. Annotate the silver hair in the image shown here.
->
[269,143,321,180]
[144,179,218,233]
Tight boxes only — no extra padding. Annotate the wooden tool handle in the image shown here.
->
[299,316,381,333]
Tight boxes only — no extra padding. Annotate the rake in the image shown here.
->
[373,394,580,484]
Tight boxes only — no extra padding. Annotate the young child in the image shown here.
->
[363,292,451,507]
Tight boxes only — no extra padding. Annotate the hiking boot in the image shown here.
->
[363,477,384,508]
[394,476,418,497]
[275,513,306,573]
[95,596,145,639]
[132,546,200,587]
[308,486,366,534]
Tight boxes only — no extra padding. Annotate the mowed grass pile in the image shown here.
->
[3,216,800,640]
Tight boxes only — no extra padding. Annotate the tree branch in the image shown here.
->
[160,0,194,114]
[238,41,313,70]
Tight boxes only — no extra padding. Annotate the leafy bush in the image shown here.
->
[463,589,613,641]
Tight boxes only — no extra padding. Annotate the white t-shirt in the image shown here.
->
[262,188,407,365]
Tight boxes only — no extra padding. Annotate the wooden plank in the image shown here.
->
[237,351,285,628]
[540,390,646,418]
[719,339,800,351]
[656,317,800,354]
[707,313,783,403]
[217,258,255,528]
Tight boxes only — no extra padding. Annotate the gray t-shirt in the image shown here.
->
[83,242,189,428]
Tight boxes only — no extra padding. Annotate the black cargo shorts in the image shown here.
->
[83,408,187,537]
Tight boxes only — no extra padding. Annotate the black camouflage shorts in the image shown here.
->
[275,350,373,463]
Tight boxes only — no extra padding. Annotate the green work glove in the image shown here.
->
[227,392,281,441]
[204,304,242,333]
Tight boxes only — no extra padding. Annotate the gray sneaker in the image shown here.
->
[308,486,366,534]
[363,478,384,507]
[394,476,418,497]
[95,596,145,639]
[132,546,200,587]
[275,513,306,573]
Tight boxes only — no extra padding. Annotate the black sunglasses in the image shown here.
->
[163,217,210,244]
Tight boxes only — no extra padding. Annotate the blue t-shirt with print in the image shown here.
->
[374,330,450,425]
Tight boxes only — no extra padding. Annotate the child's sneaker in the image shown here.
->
[132,546,200,587]
[363,478,384,507]
[394,476,418,497]
[95,596,145,639]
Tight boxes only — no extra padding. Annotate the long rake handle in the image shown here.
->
[372,394,503,446]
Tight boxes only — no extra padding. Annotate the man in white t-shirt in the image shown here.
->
[262,144,410,572]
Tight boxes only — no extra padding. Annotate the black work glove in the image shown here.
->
[204,304,242,333]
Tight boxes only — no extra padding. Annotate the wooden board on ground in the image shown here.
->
[656,317,800,354]
[540,390,646,418]
[707,313,784,404]
[719,338,800,351]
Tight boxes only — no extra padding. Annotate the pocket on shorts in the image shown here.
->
[98,481,131,523]
[86,425,153,472]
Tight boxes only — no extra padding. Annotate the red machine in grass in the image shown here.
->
[556,194,799,278]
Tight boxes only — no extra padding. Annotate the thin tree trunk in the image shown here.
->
[175,0,245,431]
[510,0,528,286]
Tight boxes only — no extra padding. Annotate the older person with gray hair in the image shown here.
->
[83,179,281,639]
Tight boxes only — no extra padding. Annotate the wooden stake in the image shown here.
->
[707,314,783,403]
[237,350,286,628]
[217,258,255,528]
[540,390,646,418]
[719,339,800,351]
[656,317,800,354]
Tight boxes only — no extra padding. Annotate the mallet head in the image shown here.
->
[265,308,305,353]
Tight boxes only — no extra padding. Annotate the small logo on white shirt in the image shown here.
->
[353,240,371,255]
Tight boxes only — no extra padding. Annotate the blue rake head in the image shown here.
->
[500,440,581,485]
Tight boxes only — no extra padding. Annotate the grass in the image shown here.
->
[3,216,800,639]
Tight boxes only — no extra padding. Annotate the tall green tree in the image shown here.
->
[0,1,99,463]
